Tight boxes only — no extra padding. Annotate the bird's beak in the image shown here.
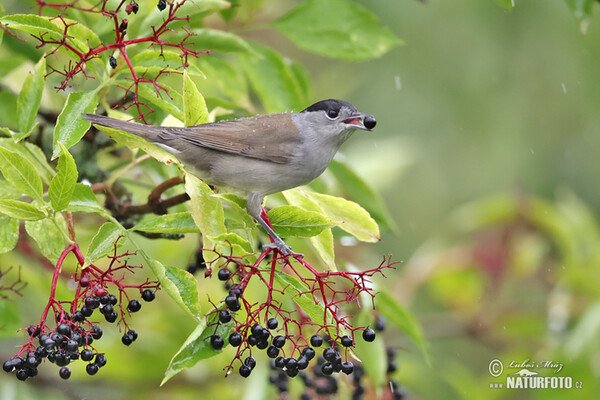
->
[343,113,376,131]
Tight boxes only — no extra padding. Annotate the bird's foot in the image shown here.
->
[262,239,303,258]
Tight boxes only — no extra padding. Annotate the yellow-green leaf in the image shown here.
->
[48,143,78,212]
[16,55,45,139]
[0,199,45,220]
[0,148,43,201]
[183,70,209,127]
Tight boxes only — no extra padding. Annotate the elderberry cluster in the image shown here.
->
[3,288,156,381]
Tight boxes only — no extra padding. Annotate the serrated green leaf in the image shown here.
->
[0,199,46,220]
[267,205,333,238]
[140,251,201,321]
[137,82,184,122]
[212,232,257,263]
[25,216,66,262]
[0,148,43,201]
[52,90,98,159]
[16,55,45,138]
[162,303,234,385]
[130,50,204,77]
[0,139,54,185]
[328,159,396,232]
[192,28,254,54]
[49,143,78,212]
[273,0,402,61]
[0,214,19,254]
[0,14,63,43]
[50,17,100,54]
[185,173,226,260]
[132,212,199,234]
[239,41,308,113]
[67,183,104,214]
[282,189,336,270]
[376,290,430,363]
[93,124,179,165]
[84,222,126,267]
[0,178,24,200]
[310,229,336,272]
[183,70,209,127]
[136,0,231,39]
[303,190,380,243]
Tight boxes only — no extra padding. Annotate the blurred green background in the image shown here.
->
[2,0,600,399]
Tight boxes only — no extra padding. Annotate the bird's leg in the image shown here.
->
[247,192,302,257]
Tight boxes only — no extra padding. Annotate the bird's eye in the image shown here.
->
[326,109,339,119]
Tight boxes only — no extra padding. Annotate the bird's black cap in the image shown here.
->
[301,99,358,114]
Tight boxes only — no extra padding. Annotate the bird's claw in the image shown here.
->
[262,240,303,258]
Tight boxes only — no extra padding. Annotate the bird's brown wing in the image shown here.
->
[157,113,301,164]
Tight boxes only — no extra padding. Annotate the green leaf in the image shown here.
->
[0,298,21,338]
[211,232,256,262]
[16,55,45,138]
[183,70,209,127]
[376,290,430,363]
[52,90,98,159]
[267,205,333,238]
[239,41,308,113]
[273,0,402,61]
[0,15,63,43]
[0,178,25,200]
[136,82,184,122]
[0,148,43,201]
[191,28,254,54]
[130,50,204,77]
[328,159,396,232]
[49,143,78,212]
[282,189,336,270]
[141,250,202,320]
[0,214,19,254]
[0,199,46,220]
[162,304,234,385]
[136,0,231,38]
[310,229,336,272]
[66,183,104,214]
[0,139,54,185]
[185,173,226,260]
[564,0,595,20]
[132,212,199,234]
[25,216,66,263]
[303,190,380,242]
[84,222,126,267]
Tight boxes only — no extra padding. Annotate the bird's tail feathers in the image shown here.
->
[82,113,162,141]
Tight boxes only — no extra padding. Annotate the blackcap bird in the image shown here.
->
[83,99,376,256]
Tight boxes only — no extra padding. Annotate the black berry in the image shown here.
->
[95,353,107,368]
[142,289,155,302]
[266,346,279,358]
[157,0,166,11]
[323,348,337,362]
[109,55,117,69]
[321,362,334,375]
[86,363,99,375]
[272,335,285,348]
[341,361,354,375]
[59,366,71,379]
[310,334,323,347]
[225,295,240,311]
[267,318,278,330]
[122,333,133,346]
[244,356,256,369]
[127,299,142,312]
[362,328,376,342]
[239,364,251,377]
[217,268,231,281]
[340,335,353,347]
[81,349,94,362]
[229,332,242,347]
[375,315,386,331]
[211,335,224,350]
[219,310,232,323]
[301,347,316,360]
